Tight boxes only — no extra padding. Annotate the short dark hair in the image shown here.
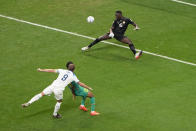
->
[116,10,122,14]
[66,61,73,68]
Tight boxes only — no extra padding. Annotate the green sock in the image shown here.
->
[81,96,86,106]
[90,97,95,111]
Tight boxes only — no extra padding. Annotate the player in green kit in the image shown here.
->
[69,81,100,116]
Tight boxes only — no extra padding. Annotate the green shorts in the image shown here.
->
[75,86,89,98]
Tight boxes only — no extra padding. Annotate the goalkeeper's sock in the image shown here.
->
[90,97,95,112]
[129,44,136,55]
[88,39,100,48]
[81,96,86,106]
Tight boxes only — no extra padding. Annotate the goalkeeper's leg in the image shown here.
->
[81,33,111,51]
[119,37,142,59]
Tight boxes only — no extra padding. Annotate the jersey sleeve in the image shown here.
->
[56,69,63,74]
[73,74,79,83]
[128,18,134,25]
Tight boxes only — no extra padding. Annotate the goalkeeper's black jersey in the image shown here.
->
[112,17,134,35]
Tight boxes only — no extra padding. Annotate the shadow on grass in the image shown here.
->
[20,108,53,119]
[20,97,77,119]
[83,45,134,62]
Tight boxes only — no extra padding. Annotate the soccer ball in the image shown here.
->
[87,16,94,23]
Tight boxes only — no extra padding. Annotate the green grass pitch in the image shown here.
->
[0,0,196,130]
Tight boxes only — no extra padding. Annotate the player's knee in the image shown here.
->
[57,99,62,103]
[89,92,94,97]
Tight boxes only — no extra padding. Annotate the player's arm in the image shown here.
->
[129,19,140,30]
[78,82,93,91]
[108,27,114,38]
[108,21,116,38]
[133,23,140,30]
[110,20,116,33]
[110,26,114,33]
[37,68,57,73]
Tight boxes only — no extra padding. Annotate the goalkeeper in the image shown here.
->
[69,81,100,116]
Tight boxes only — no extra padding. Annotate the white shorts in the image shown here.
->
[42,85,63,100]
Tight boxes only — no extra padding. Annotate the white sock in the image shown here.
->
[28,93,42,104]
[53,102,62,116]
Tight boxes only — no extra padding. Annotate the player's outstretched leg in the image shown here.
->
[79,96,88,111]
[21,92,44,108]
[87,92,100,116]
[120,37,142,59]
[53,100,62,119]
[81,33,111,51]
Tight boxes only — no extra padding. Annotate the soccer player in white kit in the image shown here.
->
[21,61,92,118]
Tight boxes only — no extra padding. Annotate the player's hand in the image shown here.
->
[109,32,114,38]
[88,87,93,91]
[133,26,140,31]
[37,68,41,72]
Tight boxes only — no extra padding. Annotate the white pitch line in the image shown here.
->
[171,0,196,7]
[0,14,196,67]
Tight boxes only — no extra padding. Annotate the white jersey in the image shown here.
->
[50,69,79,90]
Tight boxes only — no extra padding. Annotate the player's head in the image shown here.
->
[115,10,122,19]
[66,61,75,72]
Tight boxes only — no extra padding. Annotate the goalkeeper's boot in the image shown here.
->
[81,46,89,51]
[135,50,143,59]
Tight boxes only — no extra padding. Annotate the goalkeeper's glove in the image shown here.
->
[109,32,114,38]
[133,25,140,30]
